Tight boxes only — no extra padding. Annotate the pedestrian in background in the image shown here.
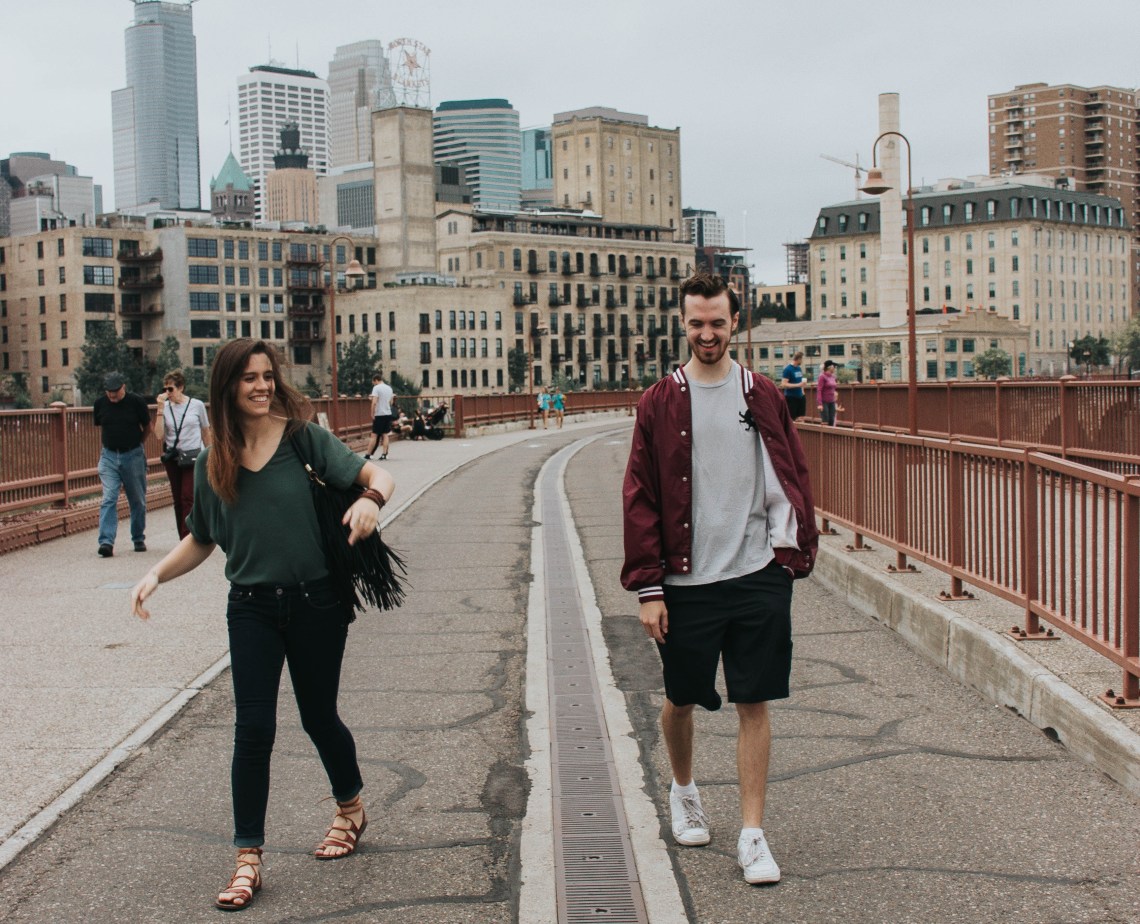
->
[154,370,210,539]
[365,371,394,460]
[779,351,806,420]
[130,339,395,912]
[817,360,839,426]
[552,387,565,429]
[538,389,551,428]
[622,272,817,885]
[93,371,150,557]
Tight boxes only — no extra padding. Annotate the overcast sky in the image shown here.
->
[4,0,1140,283]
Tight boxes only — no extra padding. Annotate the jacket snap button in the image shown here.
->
[682,476,688,482]
[683,523,689,529]
[682,566,689,572]
[680,430,687,436]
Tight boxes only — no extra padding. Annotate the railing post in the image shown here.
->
[1008,449,1055,640]
[50,402,70,508]
[887,437,916,573]
[939,441,975,601]
[1103,483,1140,705]
[1059,376,1075,460]
[452,394,465,439]
[845,434,872,553]
[994,379,1003,445]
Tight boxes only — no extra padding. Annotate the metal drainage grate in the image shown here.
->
[540,457,648,924]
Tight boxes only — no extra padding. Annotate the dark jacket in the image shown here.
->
[621,364,818,603]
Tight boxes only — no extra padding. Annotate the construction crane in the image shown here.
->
[820,153,866,199]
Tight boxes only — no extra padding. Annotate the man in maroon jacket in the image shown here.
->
[621,272,818,885]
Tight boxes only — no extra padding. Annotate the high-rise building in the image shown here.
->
[433,100,521,213]
[682,208,725,247]
[521,127,553,209]
[2,153,99,236]
[264,124,319,224]
[988,82,1140,316]
[550,107,681,231]
[111,0,201,210]
[327,41,398,169]
[236,65,329,220]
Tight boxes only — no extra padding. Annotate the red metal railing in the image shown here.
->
[800,422,1140,705]
[804,379,1140,471]
[450,389,638,437]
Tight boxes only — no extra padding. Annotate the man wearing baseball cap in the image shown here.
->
[92,371,151,556]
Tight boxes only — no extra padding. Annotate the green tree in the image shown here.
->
[75,321,144,404]
[148,336,184,396]
[507,346,528,393]
[1113,318,1140,375]
[973,347,1013,380]
[302,372,324,399]
[1069,335,1111,374]
[2,373,33,409]
[387,369,421,398]
[181,340,226,400]
[337,335,382,396]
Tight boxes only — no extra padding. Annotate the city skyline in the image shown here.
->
[4,0,1140,283]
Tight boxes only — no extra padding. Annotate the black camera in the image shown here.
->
[161,447,179,464]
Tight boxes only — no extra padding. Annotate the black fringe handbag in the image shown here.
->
[289,429,407,618]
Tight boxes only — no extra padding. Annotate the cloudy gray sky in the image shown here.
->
[4,0,1139,283]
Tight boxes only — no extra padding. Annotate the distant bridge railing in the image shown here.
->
[804,378,1140,471]
[451,389,637,437]
[799,421,1140,707]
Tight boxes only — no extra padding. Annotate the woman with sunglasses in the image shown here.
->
[154,370,210,539]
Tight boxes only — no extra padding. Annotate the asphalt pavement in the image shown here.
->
[1,415,1139,923]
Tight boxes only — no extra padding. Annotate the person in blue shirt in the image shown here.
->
[779,352,806,420]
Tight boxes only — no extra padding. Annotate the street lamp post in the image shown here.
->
[862,132,918,435]
[527,324,548,429]
[324,235,365,435]
[728,265,752,368]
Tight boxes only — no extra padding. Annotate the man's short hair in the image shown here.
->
[793,351,804,361]
[679,272,740,316]
[372,372,383,381]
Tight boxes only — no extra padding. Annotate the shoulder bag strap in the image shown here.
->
[167,399,191,449]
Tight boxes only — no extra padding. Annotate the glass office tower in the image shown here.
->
[433,99,521,213]
[112,1,201,210]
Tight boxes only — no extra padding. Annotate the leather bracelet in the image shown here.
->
[359,488,387,509]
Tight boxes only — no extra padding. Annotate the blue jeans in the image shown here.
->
[226,577,362,848]
[97,446,147,547]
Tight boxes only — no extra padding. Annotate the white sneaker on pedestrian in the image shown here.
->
[669,785,710,846]
[738,829,780,884]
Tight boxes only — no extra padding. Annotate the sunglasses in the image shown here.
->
[164,386,175,393]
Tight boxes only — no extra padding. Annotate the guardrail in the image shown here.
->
[804,378,1140,470]
[450,390,638,437]
[799,421,1140,707]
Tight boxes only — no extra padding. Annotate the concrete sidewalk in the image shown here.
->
[0,412,628,870]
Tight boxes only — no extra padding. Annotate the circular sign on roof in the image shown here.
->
[387,38,431,99]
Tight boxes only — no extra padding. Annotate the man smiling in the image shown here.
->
[621,272,818,884]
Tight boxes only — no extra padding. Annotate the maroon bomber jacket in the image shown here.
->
[621,364,819,603]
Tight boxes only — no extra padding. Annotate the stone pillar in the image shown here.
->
[877,93,908,329]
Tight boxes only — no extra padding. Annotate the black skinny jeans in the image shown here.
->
[226,577,362,848]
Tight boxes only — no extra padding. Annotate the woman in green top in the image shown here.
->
[130,339,395,912]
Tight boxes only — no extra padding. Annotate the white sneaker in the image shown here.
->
[738,829,781,884]
[669,786,710,846]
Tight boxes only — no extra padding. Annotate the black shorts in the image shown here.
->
[658,561,793,711]
[786,394,806,419]
[372,414,393,435]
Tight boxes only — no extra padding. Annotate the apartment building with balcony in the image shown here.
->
[0,222,379,405]
[436,207,694,388]
[808,175,1130,376]
[988,82,1140,318]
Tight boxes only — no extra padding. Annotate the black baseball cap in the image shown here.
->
[103,372,125,390]
[823,360,836,369]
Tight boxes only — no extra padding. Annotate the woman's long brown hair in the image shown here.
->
[207,339,311,505]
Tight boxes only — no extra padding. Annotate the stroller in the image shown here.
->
[417,403,448,440]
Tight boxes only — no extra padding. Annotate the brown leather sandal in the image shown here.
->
[314,796,367,860]
[215,847,262,912]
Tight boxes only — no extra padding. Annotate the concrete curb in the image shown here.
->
[813,544,1140,798]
